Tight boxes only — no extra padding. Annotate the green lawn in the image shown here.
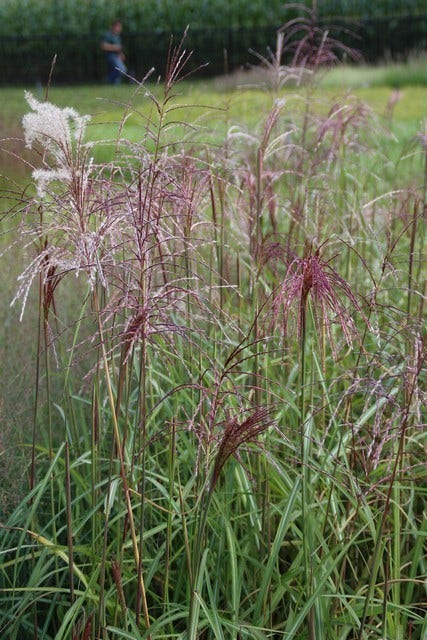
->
[1,71,426,195]
[1,55,427,145]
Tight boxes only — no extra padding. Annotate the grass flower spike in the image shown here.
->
[23,91,91,196]
[272,245,366,356]
[212,406,275,488]
[23,91,90,157]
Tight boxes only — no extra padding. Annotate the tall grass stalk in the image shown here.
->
[93,287,151,634]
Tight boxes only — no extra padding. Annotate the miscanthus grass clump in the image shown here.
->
[0,28,425,640]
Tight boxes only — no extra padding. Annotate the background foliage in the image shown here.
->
[0,1,427,84]
[1,0,427,36]
[0,0,427,85]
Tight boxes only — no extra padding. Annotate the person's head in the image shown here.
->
[111,20,122,34]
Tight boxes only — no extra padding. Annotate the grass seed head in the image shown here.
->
[212,407,275,487]
[272,245,367,357]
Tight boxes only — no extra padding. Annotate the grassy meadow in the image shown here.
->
[0,49,426,640]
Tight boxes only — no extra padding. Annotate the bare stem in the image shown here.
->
[92,289,151,637]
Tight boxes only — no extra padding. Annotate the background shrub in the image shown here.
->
[1,0,427,37]
[0,1,427,84]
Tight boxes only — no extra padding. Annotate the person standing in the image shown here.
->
[101,20,127,84]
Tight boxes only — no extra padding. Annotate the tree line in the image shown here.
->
[1,0,425,38]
